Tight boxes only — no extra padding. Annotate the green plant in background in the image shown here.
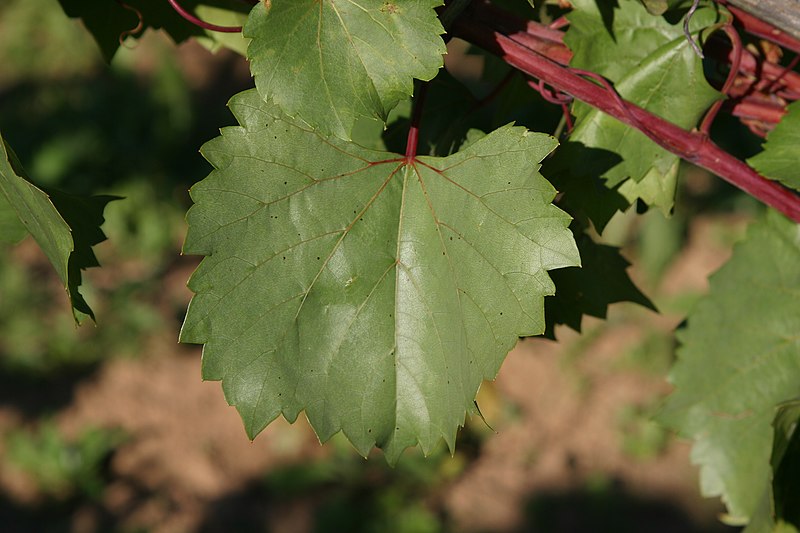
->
[5,422,125,500]
[1,0,799,531]
[264,434,464,533]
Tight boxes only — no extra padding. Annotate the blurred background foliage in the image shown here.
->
[0,0,752,531]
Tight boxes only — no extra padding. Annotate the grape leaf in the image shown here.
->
[748,100,800,192]
[0,191,27,244]
[544,227,655,338]
[56,0,251,61]
[0,134,114,323]
[180,89,579,462]
[659,210,800,522]
[563,0,721,219]
[244,0,446,140]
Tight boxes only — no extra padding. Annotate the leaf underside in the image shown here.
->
[244,0,446,140]
[180,89,579,462]
[660,211,800,523]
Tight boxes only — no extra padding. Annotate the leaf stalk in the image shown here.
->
[453,14,800,222]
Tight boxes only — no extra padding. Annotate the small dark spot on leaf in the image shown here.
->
[284,181,287,185]
[368,429,372,433]
[316,256,320,260]
[499,312,503,315]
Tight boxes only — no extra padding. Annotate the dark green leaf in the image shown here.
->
[180,89,579,462]
[542,142,628,232]
[772,400,800,529]
[544,226,655,338]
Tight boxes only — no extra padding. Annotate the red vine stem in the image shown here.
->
[167,0,243,33]
[474,1,799,128]
[718,1,800,55]
[453,16,800,223]
[406,82,429,161]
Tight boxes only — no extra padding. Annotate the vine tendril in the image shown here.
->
[684,0,705,58]
[116,0,144,48]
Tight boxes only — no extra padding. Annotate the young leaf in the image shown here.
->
[563,0,721,217]
[180,89,579,462]
[748,100,800,192]
[659,210,800,523]
[244,0,446,140]
[0,134,114,323]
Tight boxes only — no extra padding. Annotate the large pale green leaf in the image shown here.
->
[180,89,579,461]
[748,100,800,192]
[57,0,251,61]
[562,0,721,219]
[0,134,113,322]
[660,211,800,522]
[244,0,446,140]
